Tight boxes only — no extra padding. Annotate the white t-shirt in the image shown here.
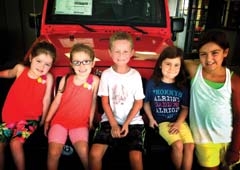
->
[98,67,145,125]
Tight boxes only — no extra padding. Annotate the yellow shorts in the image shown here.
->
[195,143,228,167]
[158,121,194,145]
[196,143,240,169]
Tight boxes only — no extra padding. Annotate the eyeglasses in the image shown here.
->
[71,60,92,66]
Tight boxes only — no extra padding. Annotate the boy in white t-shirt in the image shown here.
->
[89,31,145,170]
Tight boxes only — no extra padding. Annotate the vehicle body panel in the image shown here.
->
[27,0,181,80]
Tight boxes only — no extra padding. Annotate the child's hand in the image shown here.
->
[168,122,180,134]
[44,122,50,137]
[149,119,158,129]
[89,122,94,130]
[39,119,44,126]
[120,124,129,138]
[111,125,122,138]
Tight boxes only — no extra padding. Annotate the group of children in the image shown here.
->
[0,29,239,170]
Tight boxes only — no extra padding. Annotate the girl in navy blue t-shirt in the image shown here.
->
[144,46,194,170]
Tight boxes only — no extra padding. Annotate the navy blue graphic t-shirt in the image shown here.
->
[144,79,189,123]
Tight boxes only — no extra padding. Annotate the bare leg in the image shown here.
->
[10,139,25,170]
[0,143,6,170]
[73,141,89,170]
[129,150,143,170]
[47,142,64,170]
[182,143,194,170]
[89,143,108,170]
[171,140,183,170]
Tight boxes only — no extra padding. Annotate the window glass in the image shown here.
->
[46,0,166,27]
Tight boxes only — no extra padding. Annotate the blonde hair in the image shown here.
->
[109,31,133,50]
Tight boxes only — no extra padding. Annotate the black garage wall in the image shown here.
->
[0,0,43,68]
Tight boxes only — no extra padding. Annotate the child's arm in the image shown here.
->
[43,76,65,136]
[184,59,199,78]
[39,73,54,125]
[89,75,100,129]
[168,106,188,134]
[120,99,143,137]
[102,95,124,138]
[124,99,143,126]
[176,105,189,124]
[101,96,118,127]
[226,73,240,165]
[143,102,158,128]
[0,64,24,78]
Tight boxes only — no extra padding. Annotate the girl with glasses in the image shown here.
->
[44,43,99,170]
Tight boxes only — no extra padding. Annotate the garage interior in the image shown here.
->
[0,0,240,169]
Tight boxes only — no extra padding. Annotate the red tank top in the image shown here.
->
[2,68,47,123]
[51,74,94,129]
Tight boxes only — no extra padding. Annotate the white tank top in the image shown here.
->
[189,65,232,144]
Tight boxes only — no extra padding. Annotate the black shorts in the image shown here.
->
[92,121,145,152]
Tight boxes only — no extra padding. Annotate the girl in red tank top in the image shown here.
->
[44,43,99,170]
[0,41,56,170]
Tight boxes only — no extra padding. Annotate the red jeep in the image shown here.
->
[28,0,184,133]
[25,0,186,168]
[29,0,184,83]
